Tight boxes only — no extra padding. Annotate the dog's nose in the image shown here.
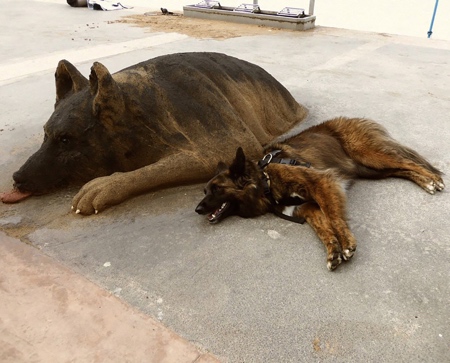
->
[195,204,205,214]
[13,171,23,184]
[12,171,27,189]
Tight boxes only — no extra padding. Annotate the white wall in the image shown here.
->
[155,0,449,40]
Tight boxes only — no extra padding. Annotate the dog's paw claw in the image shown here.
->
[436,180,445,191]
[425,182,436,194]
[327,253,342,271]
[425,179,445,194]
[342,247,356,260]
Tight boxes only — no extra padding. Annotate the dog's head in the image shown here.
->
[12,60,129,197]
[195,147,267,223]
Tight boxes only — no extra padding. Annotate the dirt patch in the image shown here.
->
[112,11,290,39]
[1,223,39,243]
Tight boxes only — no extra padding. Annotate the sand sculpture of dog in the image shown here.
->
[195,117,445,270]
[1,52,307,214]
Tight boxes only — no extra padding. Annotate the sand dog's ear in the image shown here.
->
[89,62,125,129]
[55,60,89,107]
[229,147,246,177]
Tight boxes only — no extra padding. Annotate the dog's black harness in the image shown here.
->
[258,150,310,224]
[258,150,311,169]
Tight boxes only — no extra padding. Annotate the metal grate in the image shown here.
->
[233,4,261,13]
[277,7,306,18]
[192,0,221,9]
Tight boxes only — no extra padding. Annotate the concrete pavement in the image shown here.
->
[1,0,449,362]
[0,231,219,363]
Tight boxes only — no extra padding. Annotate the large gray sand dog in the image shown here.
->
[1,52,307,214]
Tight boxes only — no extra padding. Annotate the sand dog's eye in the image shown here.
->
[60,136,70,144]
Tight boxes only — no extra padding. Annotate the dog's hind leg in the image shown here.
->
[385,169,444,194]
[336,119,445,193]
[295,202,343,271]
[354,146,445,194]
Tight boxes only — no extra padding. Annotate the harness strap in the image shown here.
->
[258,149,311,169]
[273,209,306,224]
[272,157,311,168]
[258,150,309,225]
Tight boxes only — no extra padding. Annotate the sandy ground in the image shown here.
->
[113,11,289,39]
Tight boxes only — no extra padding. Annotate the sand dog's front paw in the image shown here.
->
[71,173,130,215]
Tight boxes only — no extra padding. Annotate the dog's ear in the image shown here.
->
[229,147,246,177]
[215,161,228,175]
[55,60,89,107]
[89,62,125,130]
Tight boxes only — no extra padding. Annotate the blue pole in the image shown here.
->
[427,0,439,38]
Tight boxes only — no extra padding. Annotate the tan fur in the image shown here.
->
[267,165,355,270]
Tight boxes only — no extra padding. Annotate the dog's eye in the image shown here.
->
[60,136,70,144]
[214,185,225,195]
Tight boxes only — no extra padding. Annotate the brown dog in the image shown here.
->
[195,117,445,270]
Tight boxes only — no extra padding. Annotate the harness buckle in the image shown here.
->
[258,150,282,169]
[262,152,273,164]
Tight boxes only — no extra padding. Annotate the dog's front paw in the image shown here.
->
[326,239,342,271]
[342,246,356,261]
[71,172,130,215]
[327,251,342,271]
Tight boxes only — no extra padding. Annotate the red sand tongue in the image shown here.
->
[0,189,33,203]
